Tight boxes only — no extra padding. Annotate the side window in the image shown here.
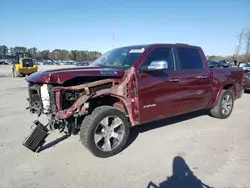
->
[175,48,203,70]
[142,48,174,71]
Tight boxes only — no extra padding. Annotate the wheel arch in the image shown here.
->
[213,83,236,107]
[87,95,130,120]
[220,83,236,99]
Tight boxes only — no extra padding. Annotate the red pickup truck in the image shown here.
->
[23,43,244,158]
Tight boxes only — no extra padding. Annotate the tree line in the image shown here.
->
[0,46,102,61]
[207,28,250,62]
[234,28,250,62]
[1,27,250,62]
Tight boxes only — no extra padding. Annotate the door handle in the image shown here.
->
[169,78,179,82]
[197,75,208,79]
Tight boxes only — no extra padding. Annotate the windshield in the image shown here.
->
[91,46,147,70]
[208,61,217,64]
[23,59,34,67]
[239,62,247,67]
[243,63,250,67]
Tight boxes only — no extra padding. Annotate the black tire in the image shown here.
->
[210,89,234,119]
[80,106,130,158]
[244,89,250,94]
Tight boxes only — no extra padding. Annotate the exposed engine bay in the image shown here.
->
[28,77,116,133]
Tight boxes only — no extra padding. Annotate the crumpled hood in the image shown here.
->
[26,66,125,84]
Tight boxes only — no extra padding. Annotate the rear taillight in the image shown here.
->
[242,71,245,84]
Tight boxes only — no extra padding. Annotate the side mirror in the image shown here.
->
[141,60,168,72]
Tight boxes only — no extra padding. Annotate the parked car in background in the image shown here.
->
[208,61,220,68]
[208,60,230,68]
[0,59,13,65]
[43,60,54,65]
[241,63,250,73]
[75,61,82,66]
[0,59,6,65]
[76,61,91,66]
[82,61,91,66]
[219,60,230,67]
[243,72,250,91]
[58,61,65,65]
[65,61,73,65]
[238,62,247,67]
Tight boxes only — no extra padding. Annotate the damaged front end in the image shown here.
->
[23,78,116,152]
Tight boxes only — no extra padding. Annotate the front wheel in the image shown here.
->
[80,106,130,158]
[210,89,234,119]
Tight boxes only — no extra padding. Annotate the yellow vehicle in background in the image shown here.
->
[12,51,38,77]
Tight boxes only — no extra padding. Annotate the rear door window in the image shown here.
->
[175,47,203,70]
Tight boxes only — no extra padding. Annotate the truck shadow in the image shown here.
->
[244,90,250,94]
[38,110,208,153]
[37,134,70,153]
[126,110,208,149]
[147,156,213,188]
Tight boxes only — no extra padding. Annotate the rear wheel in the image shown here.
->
[80,106,130,158]
[210,89,234,119]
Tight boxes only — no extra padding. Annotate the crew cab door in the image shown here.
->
[173,47,211,112]
[136,47,182,124]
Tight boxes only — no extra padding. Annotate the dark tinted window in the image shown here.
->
[176,48,203,70]
[143,48,174,71]
[23,59,34,67]
[243,63,250,68]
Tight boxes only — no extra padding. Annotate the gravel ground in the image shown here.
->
[0,72,250,188]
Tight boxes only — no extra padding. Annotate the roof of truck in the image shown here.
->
[115,43,201,50]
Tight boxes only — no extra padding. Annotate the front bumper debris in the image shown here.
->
[23,120,49,152]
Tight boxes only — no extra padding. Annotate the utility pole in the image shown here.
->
[112,19,115,49]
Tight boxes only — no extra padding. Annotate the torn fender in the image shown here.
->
[53,67,139,125]
[54,79,115,119]
[90,67,139,125]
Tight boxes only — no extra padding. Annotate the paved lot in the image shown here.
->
[0,72,250,188]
